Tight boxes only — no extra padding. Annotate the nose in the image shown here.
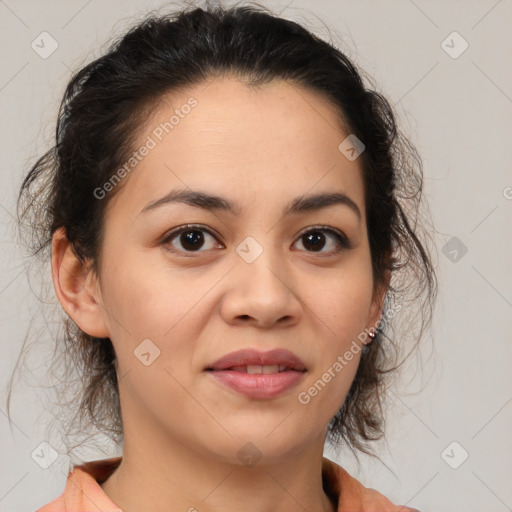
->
[220,241,302,328]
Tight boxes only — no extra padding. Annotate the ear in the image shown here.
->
[51,227,110,338]
[367,267,391,334]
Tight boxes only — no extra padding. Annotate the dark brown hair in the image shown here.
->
[9,2,437,464]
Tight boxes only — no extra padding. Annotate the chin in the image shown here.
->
[209,427,314,466]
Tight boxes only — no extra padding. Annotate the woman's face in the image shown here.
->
[80,77,384,463]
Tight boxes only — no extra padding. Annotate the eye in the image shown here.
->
[293,226,353,255]
[161,224,223,255]
[160,224,353,256]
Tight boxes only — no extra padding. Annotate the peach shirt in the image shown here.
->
[36,456,420,512]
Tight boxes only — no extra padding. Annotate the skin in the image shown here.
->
[52,76,387,512]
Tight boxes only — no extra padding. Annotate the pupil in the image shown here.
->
[304,231,324,251]
[181,230,204,251]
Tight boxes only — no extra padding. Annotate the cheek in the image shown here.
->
[99,254,222,385]
[329,288,373,336]
[308,263,374,339]
[103,268,203,413]
[100,251,208,337]
[296,264,372,411]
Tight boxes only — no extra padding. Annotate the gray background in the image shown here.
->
[1,0,511,511]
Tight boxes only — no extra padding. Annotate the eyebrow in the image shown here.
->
[139,188,361,221]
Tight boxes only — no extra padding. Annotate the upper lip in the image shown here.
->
[206,348,307,372]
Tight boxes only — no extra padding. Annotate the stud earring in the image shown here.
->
[364,329,376,345]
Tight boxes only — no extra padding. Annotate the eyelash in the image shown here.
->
[160,224,354,257]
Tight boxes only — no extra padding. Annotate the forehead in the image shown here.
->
[104,76,365,222]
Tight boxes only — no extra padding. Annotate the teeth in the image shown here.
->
[226,365,292,373]
[247,365,280,374]
[232,365,284,374]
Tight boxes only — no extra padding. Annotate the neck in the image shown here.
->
[100,429,336,512]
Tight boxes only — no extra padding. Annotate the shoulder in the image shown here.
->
[35,457,122,512]
[322,457,421,512]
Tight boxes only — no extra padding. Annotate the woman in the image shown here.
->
[14,3,436,511]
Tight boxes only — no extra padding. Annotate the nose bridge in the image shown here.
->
[224,231,303,326]
[234,233,288,294]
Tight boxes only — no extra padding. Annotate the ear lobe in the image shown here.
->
[51,227,110,338]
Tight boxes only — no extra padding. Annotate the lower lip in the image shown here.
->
[207,370,306,399]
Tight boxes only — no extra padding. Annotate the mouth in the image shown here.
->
[204,349,307,399]
[205,348,307,373]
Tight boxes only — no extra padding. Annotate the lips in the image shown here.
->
[205,348,307,373]
[205,349,307,399]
